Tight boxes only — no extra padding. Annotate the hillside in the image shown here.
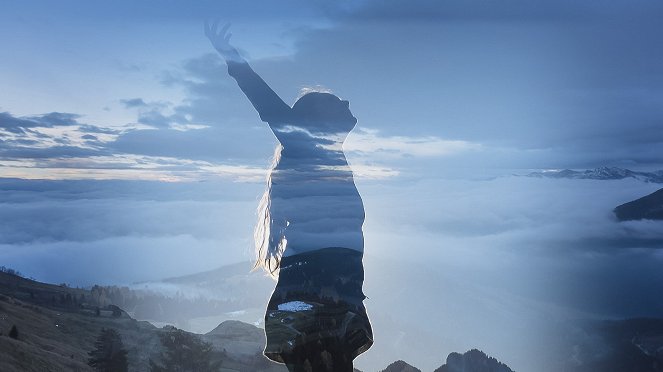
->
[0,271,286,372]
[0,291,160,371]
[614,187,663,221]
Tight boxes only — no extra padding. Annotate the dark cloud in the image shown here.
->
[345,0,663,22]
[0,113,35,134]
[78,124,120,135]
[136,110,173,128]
[0,111,111,133]
[35,112,81,126]
[265,1,663,169]
[0,111,118,160]
[120,98,147,108]
[0,111,83,134]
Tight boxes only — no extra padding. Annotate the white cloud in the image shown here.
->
[1,155,268,182]
[345,128,482,158]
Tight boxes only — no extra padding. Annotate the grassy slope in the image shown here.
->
[0,272,287,371]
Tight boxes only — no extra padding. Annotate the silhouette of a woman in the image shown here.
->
[206,22,373,372]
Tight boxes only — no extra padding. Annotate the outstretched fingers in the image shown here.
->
[220,22,231,37]
[204,19,214,38]
[205,20,232,41]
[204,19,236,56]
[204,19,222,38]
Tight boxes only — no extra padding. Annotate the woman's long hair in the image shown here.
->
[253,143,284,277]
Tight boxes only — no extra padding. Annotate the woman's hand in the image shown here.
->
[205,20,240,61]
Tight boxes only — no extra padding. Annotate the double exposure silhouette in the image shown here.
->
[206,22,373,372]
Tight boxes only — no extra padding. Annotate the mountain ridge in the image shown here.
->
[524,166,663,183]
[614,187,663,221]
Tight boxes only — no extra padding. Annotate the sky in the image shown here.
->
[1,0,663,370]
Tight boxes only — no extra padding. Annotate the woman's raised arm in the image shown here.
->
[205,21,290,123]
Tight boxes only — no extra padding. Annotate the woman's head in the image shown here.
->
[291,92,357,135]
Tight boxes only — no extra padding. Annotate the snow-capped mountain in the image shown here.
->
[525,167,663,183]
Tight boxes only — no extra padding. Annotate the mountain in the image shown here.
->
[0,271,286,372]
[614,187,663,221]
[434,349,514,372]
[380,360,422,372]
[525,167,663,183]
[0,273,160,371]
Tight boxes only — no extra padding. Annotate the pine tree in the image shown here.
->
[88,328,128,372]
[149,327,221,372]
[8,325,18,339]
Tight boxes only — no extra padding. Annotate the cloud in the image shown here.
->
[0,110,266,181]
[0,178,261,243]
[345,128,481,158]
[0,235,247,286]
[6,0,663,179]
[0,145,104,159]
[0,109,272,181]
[0,155,270,182]
[344,0,663,22]
[362,177,663,278]
[105,51,484,178]
[0,111,80,134]
[120,98,148,108]
[0,177,266,284]
[0,111,116,161]
[3,174,662,323]
[77,124,121,135]
[136,110,178,128]
[2,167,662,372]
[261,1,663,170]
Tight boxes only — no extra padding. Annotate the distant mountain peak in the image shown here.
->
[380,360,422,372]
[434,349,514,372]
[525,167,663,183]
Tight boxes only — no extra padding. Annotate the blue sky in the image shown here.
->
[2,1,663,369]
